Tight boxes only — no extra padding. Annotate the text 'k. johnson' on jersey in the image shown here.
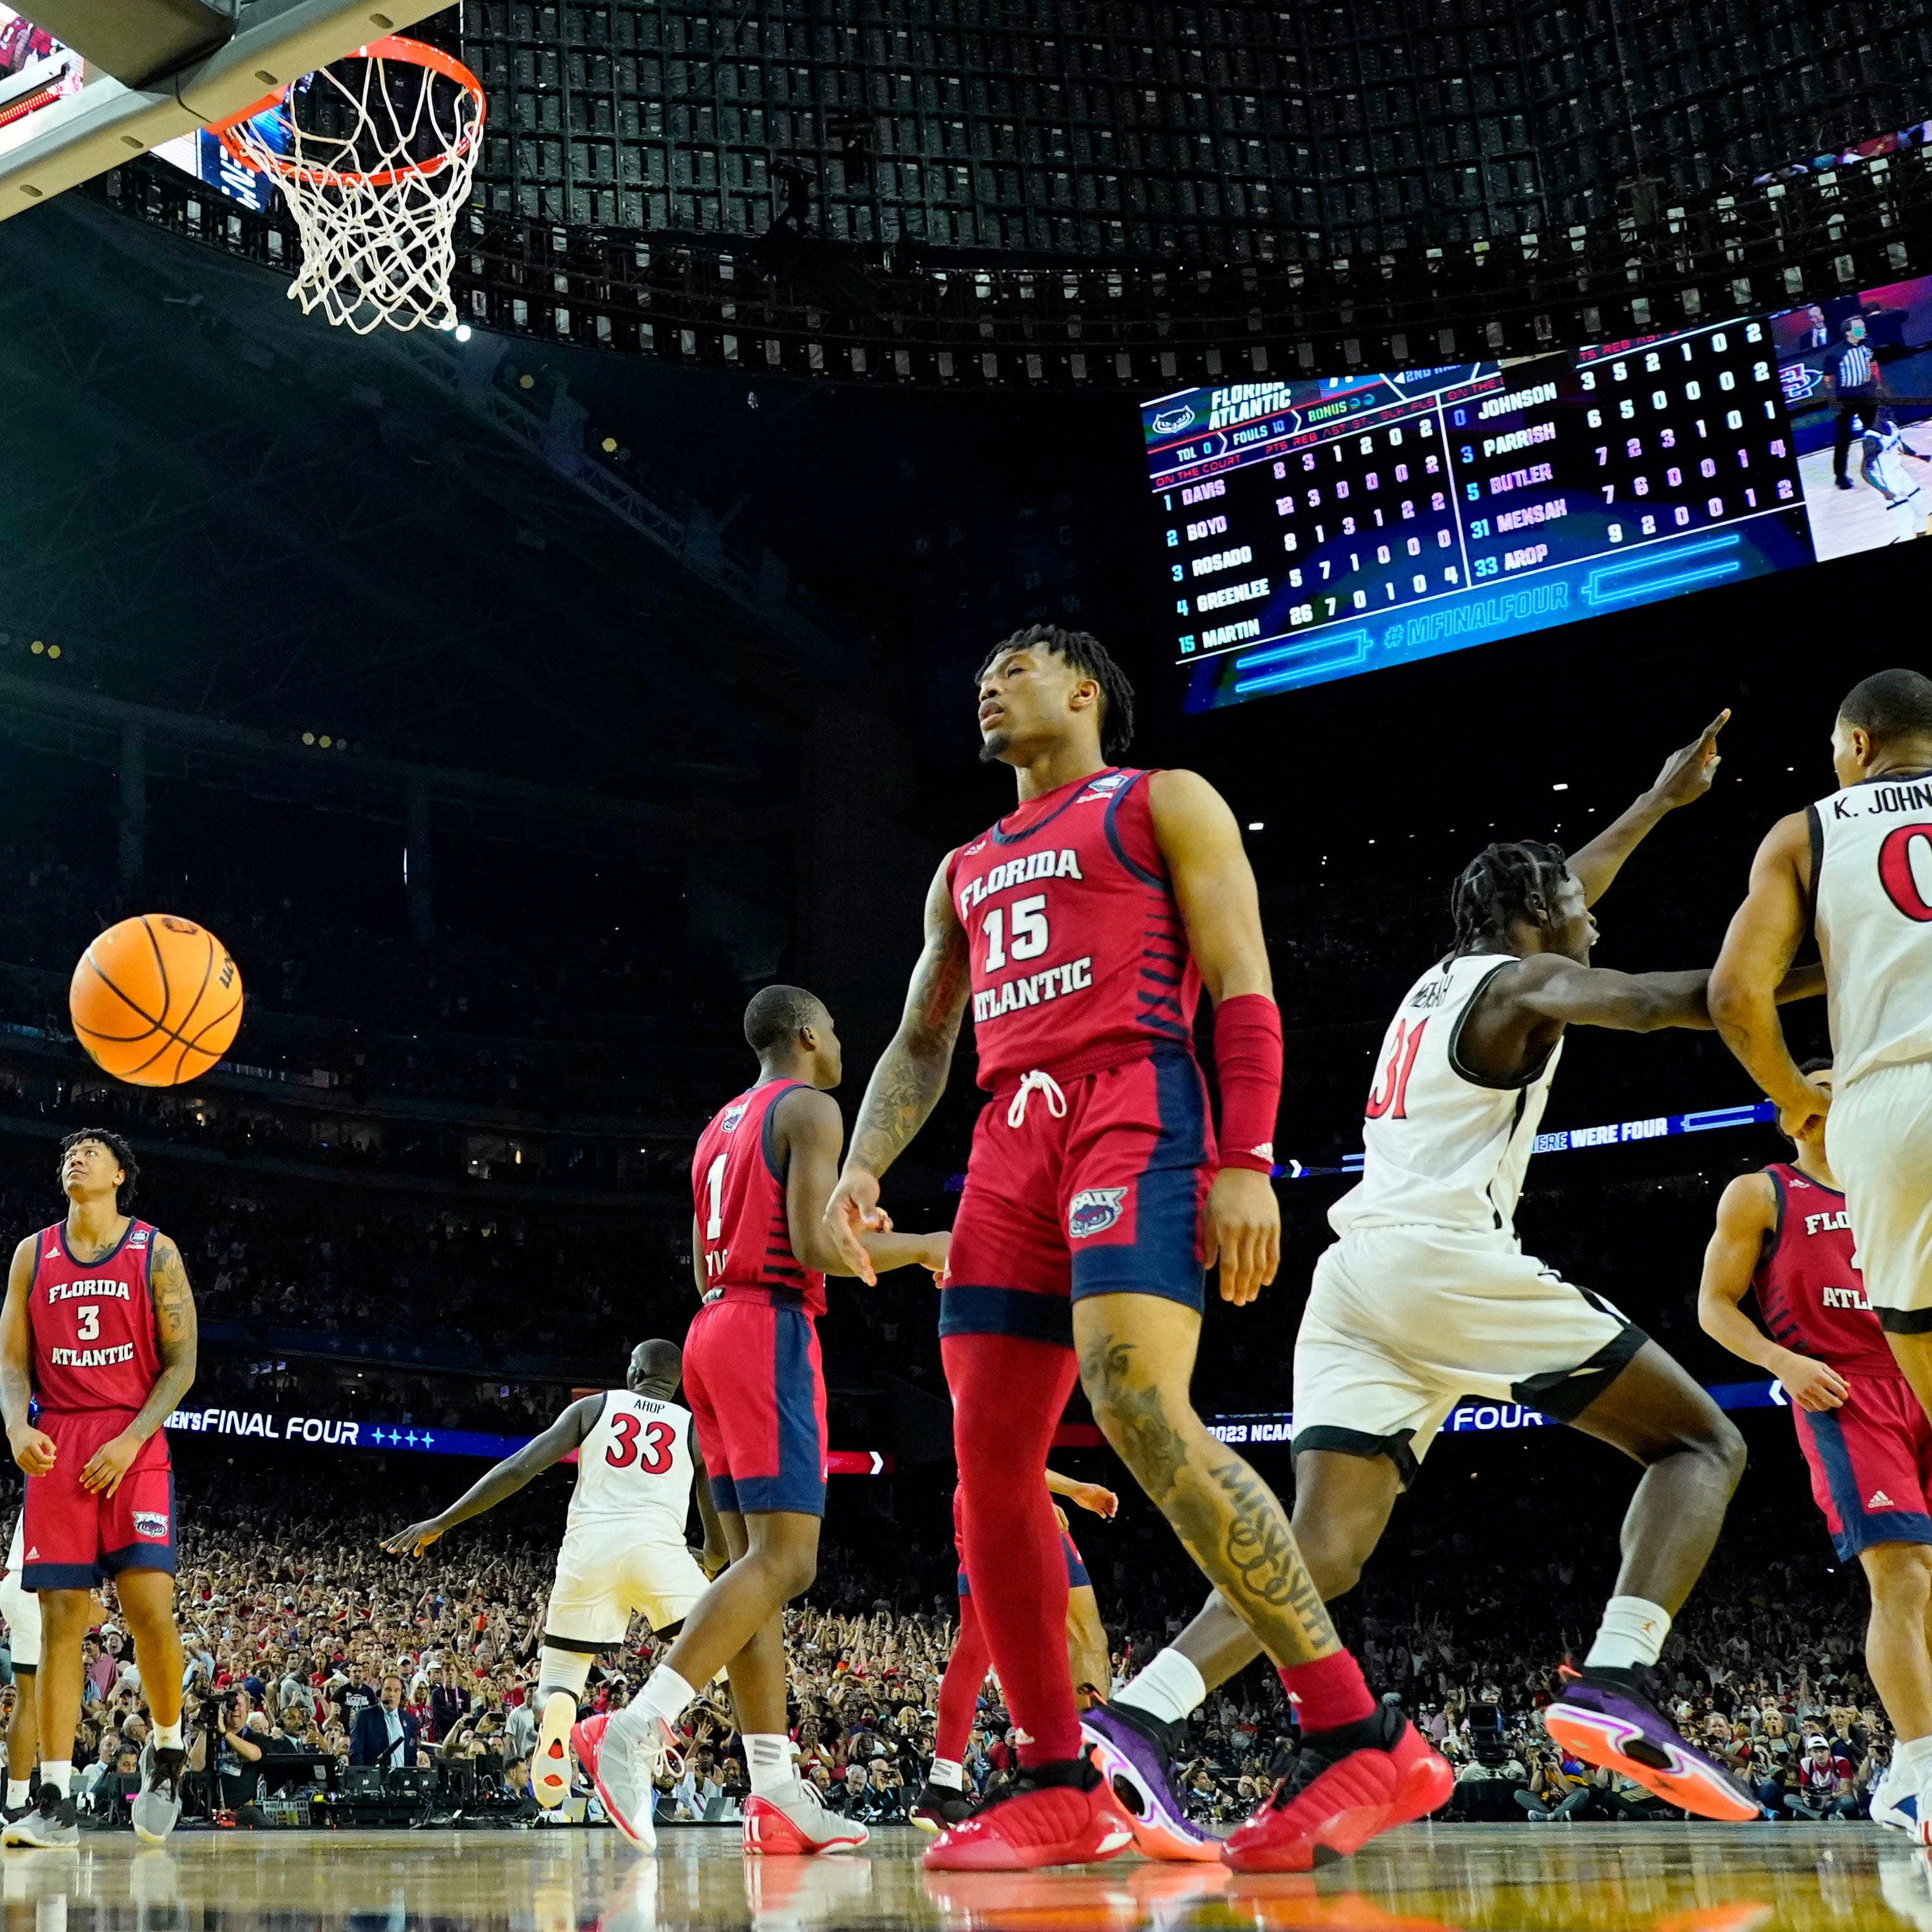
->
[27,1218,163,1416]
[691,1080,826,1315]
[1751,1162,1897,1378]
[1329,953,1563,1241]
[1812,769,1932,1087]
[948,767,1201,1090]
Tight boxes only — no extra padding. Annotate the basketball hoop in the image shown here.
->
[215,36,484,335]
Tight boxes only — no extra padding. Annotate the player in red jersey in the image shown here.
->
[910,1469,1120,1836]
[1699,1053,1932,1834]
[823,625,1447,1872]
[584,985,948,1857]
[0,1130,196,1848]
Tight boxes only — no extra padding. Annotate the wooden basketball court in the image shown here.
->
[0,1822,1907,1929]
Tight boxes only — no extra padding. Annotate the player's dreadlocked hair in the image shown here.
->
[976,624,1136,763]
[1449,841,1572,950]
[58,1127,139,1209]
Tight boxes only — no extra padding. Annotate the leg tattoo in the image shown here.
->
[1082,1331,1337,1663]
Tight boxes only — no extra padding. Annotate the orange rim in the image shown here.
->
[212,34,483,189]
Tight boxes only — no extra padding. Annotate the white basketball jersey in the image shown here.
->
[1812,773,1932,1087]
[1328,952,1563,1240]
[567,1391,696,1544]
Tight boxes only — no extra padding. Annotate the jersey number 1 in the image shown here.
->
[606,1413,677,1475]
[1366,1018,1426,1120]
[703,1151,727,1239]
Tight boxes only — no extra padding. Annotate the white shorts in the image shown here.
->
[0,1571,37,1673]
[543,1530,709,1649]
[0,1516,34,1672]
[1292,1225,1647,1481]
[1827,1061,1932,1327]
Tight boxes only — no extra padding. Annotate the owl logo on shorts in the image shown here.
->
[132,1511,169,1540]
[1068,1188,1128,1238]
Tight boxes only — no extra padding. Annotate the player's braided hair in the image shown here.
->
[1449,841,1572,950]
[976,625,1136,763]
[57,1127,138,1209]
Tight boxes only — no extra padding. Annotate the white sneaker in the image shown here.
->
[586,1706,678,1853]
[534,1691,577,1810]
[741,1780,867,1855]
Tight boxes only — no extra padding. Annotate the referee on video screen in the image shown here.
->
[1824,314,1884,490]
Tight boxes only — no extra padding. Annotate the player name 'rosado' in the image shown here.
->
[43,1279,132,1303]
[956,847,1085,916]
[49,1343,137,1367]
[972,956,1094,1023]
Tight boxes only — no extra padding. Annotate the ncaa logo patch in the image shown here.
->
[1068,1188,1128,1238]
[1078,771,1130,803]
[719,1103,748,1134]
[132,1511,169,1540]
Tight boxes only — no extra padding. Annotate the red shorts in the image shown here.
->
[1792,1374,1932,1561]
[939,1046,1215,1347]
[22,1411,175,1591]
[682,1289,828,1517]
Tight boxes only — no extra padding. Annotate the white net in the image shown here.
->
[219,38,483,336]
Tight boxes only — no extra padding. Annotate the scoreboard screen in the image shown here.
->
[1144,322,1820,710]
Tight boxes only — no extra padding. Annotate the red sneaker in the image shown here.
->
[1222,1710,1449,1874]
[569,1711,610,1781]
[923,1759,1135,1872]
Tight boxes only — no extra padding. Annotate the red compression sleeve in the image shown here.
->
[1212,992,1283,1174]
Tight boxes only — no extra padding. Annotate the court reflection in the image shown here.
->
[0,1825,1909,1931]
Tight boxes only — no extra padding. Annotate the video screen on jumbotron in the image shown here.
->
[1148,295,1932,711]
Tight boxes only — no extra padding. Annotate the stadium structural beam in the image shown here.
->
[0,667,679,857]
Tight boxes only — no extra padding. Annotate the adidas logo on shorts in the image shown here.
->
[1869,1490,1897,1509]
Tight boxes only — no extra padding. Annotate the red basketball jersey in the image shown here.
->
[691,1080,826,1315]
[27,1218,163,1416]
[1750,1163,1897,1378]
[948,767,1201,1091]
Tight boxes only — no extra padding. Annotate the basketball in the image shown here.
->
[68,915,245,1087]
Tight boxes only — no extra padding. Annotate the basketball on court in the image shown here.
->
[68,914,244,1087]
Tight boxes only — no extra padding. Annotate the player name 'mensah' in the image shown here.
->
[973,956,1094,1022]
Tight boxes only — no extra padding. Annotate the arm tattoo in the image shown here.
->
[127,1235,198,1442]
[845,885,969,1179]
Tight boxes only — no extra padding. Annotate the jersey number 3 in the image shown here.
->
[1366,1018,1426,1120]
[606,1413,677,1475]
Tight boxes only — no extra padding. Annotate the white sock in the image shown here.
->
[39,1761,70,1800]
[632,1666,696,1733]
[537,1647,594,1704]
[1895,1735,1932,1781]
[153,1720,182,1751]
[1584,1596,1671,1672]
[744,1732,793,1800]
[928,1757,964,1791]
[5,1779,27,1809]
[1115,1647,1208,1727]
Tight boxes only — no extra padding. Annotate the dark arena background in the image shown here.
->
[0,0,1927,1925]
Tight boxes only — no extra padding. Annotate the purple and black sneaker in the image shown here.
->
[1545,1667,1759,1822]
[1080,1701,1222,1861]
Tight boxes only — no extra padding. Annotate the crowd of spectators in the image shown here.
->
[0,1451,1898,1833]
